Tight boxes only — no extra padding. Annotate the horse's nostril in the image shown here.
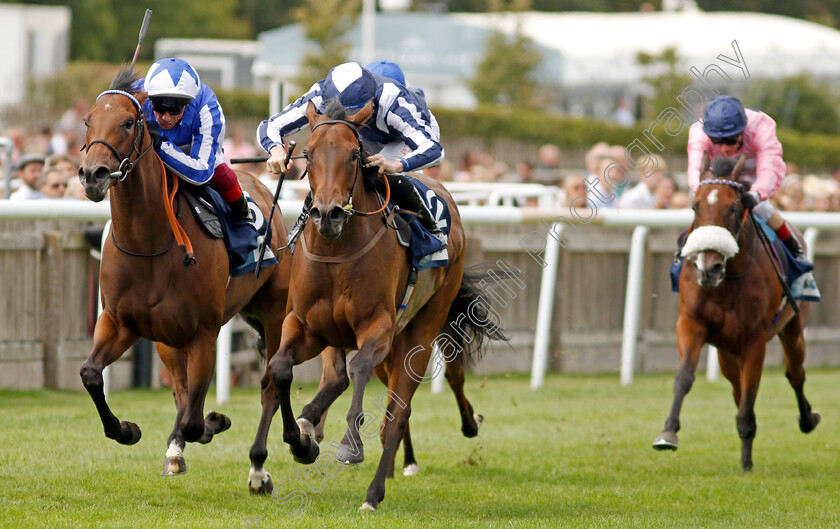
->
[328,206,345,222]
[310,207,322,221]
[711,263,724,274]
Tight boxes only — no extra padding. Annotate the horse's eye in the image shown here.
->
[125,118,134,129]
[83,119,89,128]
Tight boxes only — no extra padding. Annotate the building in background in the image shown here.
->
[0,4,71,116]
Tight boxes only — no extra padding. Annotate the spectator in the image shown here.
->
[670,190,691,209]
[562,173,586,208]
[653,175,676,209]
[45,154,78,181]
[37,167,69,199]
[777,175,808,211]
[223,125,259,173]
[584,142,619,207]
[64,178,87,200]
[500,160,534,184]
[9,153,45,200]
[531,143,562,186]
[617,154,667,209]
[613,98,636,127]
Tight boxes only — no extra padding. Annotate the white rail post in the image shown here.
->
[216,319,233,404]
[620,225,649,385]
[431,344,445,394]
[531,223,563,389]
[99,221,111,401]
[706,344,719,381]
[804,227,819,263]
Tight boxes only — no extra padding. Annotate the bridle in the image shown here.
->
[83,90,154,181]
[309,119,389,218]
[696,177,753,279]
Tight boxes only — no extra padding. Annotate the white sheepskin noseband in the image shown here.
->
[681,225,739,259]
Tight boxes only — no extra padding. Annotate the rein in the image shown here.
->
[310,119,390,218]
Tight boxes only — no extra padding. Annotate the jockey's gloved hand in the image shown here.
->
[146,122,163,150]
[741,190,760,210]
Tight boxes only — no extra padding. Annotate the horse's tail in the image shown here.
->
[443,264,513,365]
[239,313,267,359]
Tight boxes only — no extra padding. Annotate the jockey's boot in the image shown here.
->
[386,173,446,248]
[228,194,251,223]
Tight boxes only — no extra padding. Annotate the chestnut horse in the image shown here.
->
[653,153,820,470]
[78,67,292,478]
[260,98,503,510]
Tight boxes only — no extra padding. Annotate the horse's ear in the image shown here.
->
[306,100,322,127]
[732,154,746,181]
[347,99,374,126]
[135,91,148,107]
[699,151,711,180]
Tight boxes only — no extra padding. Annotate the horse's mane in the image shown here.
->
[710,157,737,179]
[323,98,348,120]
[109,65,141,93]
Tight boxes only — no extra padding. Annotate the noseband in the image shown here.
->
[84,90,154,181]
[695,178,753,279]
[309,119,389,218]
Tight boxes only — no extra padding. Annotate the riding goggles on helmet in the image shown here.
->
[151,96,189,116]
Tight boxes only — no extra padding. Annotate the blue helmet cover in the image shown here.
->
[702,96,747,138]
[322,63,376,112]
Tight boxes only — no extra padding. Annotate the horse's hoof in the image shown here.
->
[206,411,232,433]
[292,437,320,465]
[161,456,187,476]
[116,421,142,445]
[475,413,484,429]
[742,461,753,473]
[359,501,377,512]
[798,411,821,434]
[296,417,317,439]
[248,470,273,494]
[652,431,678,451]
[403,463,420,477]
[334,441,364,465]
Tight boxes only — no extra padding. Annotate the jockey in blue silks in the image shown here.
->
[257,62,445,240]
[136,58,250,221]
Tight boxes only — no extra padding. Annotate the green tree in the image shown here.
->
[636,47,692,122]
[745,75,840,134]
[291,0,361,96]
[467,2,542,108]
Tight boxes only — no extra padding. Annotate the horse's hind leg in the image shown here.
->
[181,333,230,444]
[80,312,142,445]
[445,354,482,438]
[734,341,766,472]
[779,308,820,434]
[653,317,705,451]
[157,343,190,475]
[373,359,412,478]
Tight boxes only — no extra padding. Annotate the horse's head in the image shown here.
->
[683,152,748,287]
[303,97,374,239]
[79,67,149,202]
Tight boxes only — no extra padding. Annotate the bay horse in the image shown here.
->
[78,67,293,479]
[653,153,820,471]
[260,98,503,510]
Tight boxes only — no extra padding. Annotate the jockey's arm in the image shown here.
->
[685,121,710,194]
[749,113,785,201]
[258,82,322,175]
[159,99,223,185]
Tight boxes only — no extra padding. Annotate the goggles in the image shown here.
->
[710,134,741,145]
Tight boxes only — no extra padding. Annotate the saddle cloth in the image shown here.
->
[670,218,820,302]
[181,183,278,277]
[394,176,451,271]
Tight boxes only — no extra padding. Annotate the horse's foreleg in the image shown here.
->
[297,347,349,442]
[779,313,820,434]
[736,342,766,472]
[157,343,189,475]
[335,320,393,467]
[653,316,705,451]
[80,312,142,445]
[268,315,325,465]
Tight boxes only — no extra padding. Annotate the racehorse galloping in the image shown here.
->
[78,67,292,477]
[263,99,503,510]
[653,153,820,471]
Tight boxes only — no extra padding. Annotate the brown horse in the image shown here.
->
[261,98,503,510]
[653,153,820,471]
[78,67,292,479]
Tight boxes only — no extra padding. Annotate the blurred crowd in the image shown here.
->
[4,108,840,212]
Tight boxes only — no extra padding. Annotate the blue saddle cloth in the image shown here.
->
[201,186,278,277]
[670,218,818,301]
[394,176,451,271]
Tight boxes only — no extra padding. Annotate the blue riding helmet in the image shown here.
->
[365,60,406,87]
[702,96,747,138]
[322,63,376,113]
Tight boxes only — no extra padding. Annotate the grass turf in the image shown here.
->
[0,368,838,528]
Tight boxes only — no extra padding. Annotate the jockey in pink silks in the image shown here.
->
[687,95,809,263]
